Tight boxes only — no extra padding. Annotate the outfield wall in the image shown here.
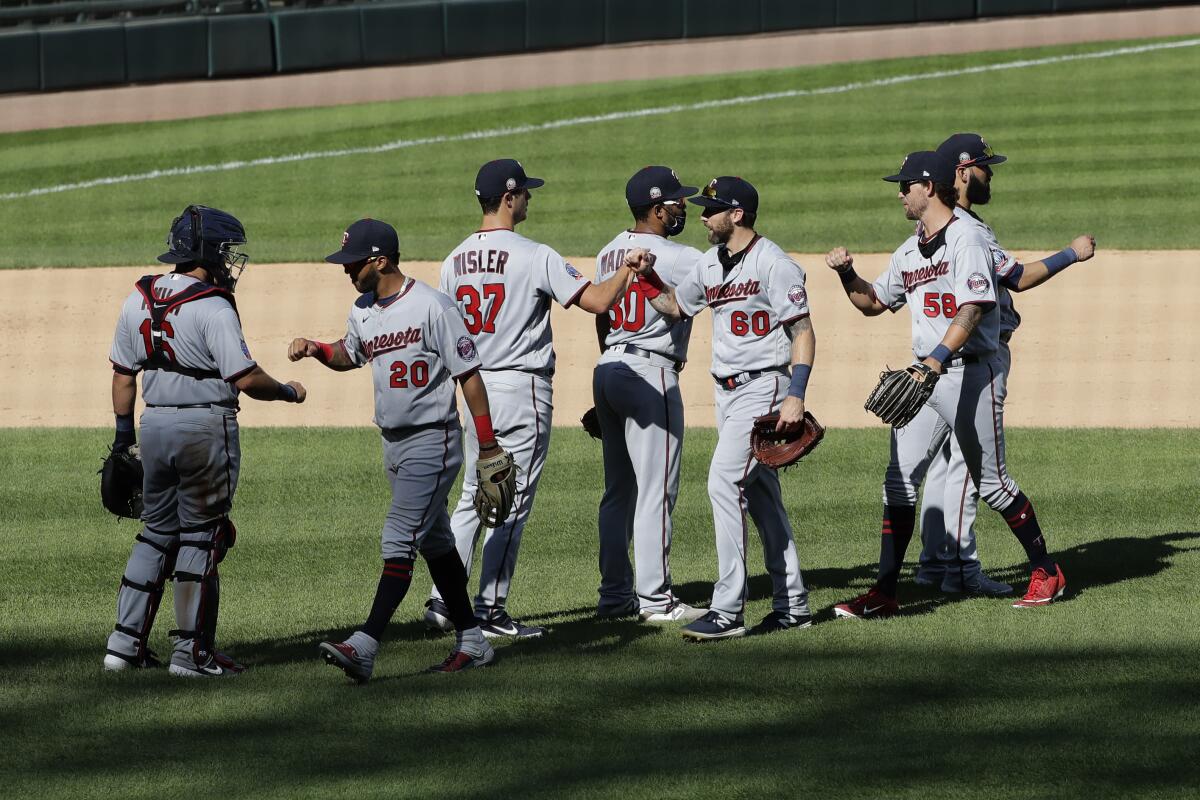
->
[3,251,1192,429]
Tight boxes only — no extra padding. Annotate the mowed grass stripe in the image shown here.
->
[1,36,1198,268]
[2,427,1198,798]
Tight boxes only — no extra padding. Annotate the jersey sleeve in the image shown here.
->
[767,257,810,324]
[673,258,708,318]
[341,307,368,368]
[538,245,591,308]
[991,243,1023,290]
[203,306,258,382]
[431,304,483,378]
[871,251,908,312]
[955,244,998,308]
[108,298,140,374]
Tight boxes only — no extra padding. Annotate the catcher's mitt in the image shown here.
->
[864,363,939,428]
[100,444,144,519]
[751,411,825,469]
[581,407,602,440]
[474,447,517,528]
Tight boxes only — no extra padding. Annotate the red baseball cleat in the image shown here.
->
[833,587,898,620]
[1012,564,1066,608]
[426,644,496,673]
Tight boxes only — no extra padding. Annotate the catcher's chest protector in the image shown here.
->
[134,275,238,378]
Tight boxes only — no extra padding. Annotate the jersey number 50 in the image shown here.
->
[390,360,430,388]
[609,283,647,332]
[922,292,959,318]
[457,284,506,335]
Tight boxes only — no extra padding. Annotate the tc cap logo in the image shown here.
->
[958,151,971,163]
[341,231,350,246]
[505,178,517,191]
[649,186,662,200]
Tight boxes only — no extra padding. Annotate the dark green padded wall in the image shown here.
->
[0,29,40,93]
[40,24,126,90]
[209,14,274,78]
[977,0,1055,15]
[526,0,604,50]
[836,0,918,26]
[917,0,977,21]
[761,0,837,31]
[444,0,525,58]
[605,0,685,44]
[360,1,445,65]
[125,17,208,83]
[684,0,763,38]
[273,6,363,73]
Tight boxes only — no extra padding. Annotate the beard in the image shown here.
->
[966,172,991,205]
[706,216,732,245]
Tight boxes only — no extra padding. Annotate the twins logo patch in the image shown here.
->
[990,247,1009,269]
[240,339,252,358]
[565,262,584,280]
[967,273,990,294]
[787,285,807,307]
[456,335,478,362]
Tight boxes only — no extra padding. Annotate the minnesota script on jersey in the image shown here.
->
[440,229,590,372]
[109,273,255,406]
[341,279,481,430]
[594,231,703,362]
[673,236,810,377]
[872,216,999,359]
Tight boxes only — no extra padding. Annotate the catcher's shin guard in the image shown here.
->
[107,529,179,663]
[171,526,221,667]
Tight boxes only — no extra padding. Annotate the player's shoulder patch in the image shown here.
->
[787,284,808,307]
[240,339,252,359]
[456,335,478,362]
[564,262,584,281]
[967,273,990,295]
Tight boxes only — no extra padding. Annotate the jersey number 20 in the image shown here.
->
[390,360,429,388]
[457,284,506,335]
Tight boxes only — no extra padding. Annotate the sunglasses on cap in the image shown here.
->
[701,182,737,206]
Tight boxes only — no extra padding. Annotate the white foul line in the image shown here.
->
[2,37,1196,202]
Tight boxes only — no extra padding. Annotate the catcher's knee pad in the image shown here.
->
[108,528,179,660]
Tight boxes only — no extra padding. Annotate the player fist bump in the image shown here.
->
[622,247,657,275]
[287,338,323,362]
[825,247,854,273]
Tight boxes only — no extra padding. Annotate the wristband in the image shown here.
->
[641,269,666,291]
[838,267,858,286]
[276,383,298,403]
[314,341,335,364]
[928,344,953,365]
[788,364,811,399]
[113,413,136,449]
[474,414,496,446]
[636,275,662,300]
[1042,247,1077,276]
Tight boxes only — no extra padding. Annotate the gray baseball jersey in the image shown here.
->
[340,278,481,430]
[673,236,810,377]
[439,228,590,373]
[109,273,256,405]
[952,207,1021,336]
[871,216,999,358]
[595,231,701,362]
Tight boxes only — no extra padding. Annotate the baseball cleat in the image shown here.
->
[640,602,707,624]
[423,598,455,633]
[596,599,639,619]
[426,643,497,673]
[914,565,945,587]
[168,651,246,679]
[478,611,546,640]
[318,640,374,683]
[103,649,163,671]
[749,611,813,635]
[833,587,899,620]
[680,611,747,641]
[942,569,1013,597]
[1012,564,1066,608]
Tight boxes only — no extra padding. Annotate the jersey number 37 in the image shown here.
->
[457,284,506,335]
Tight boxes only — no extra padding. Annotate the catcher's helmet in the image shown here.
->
[159,205,249,291]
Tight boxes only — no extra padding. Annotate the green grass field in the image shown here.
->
[1,36,1199,268]
[3,428,1198,799]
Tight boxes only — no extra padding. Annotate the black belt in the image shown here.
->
[610,343,683,372]
[381,420,456,441]
[482,367,554,379]
[145,401,238,410]
[714,365,789,390]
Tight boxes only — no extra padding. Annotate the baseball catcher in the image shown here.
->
[99,444,144,519]
[751,411,825,469]
[864,363,939,428]
[475,447,517,527]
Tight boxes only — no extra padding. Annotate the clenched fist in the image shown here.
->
[826,247,854,273]
[1070,234,1096,262]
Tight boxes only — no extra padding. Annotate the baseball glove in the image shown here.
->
[100,444,144,519]
[474,447,517,528]
[581,407,602,440]
[751,411,825,469]
[864,363,939,428]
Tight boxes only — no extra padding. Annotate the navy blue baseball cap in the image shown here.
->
[937,133,1007,169]
[475,159,544,199]
[689,176,759,214]
[325,218,399,264]
[883,151,956,186]
[626,166,698,207]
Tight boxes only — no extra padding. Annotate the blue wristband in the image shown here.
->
[113,413,135,449]
[788,364,811,399]
[928,344,953,365]
[1043,247,1077,276]
[276,383,298,403]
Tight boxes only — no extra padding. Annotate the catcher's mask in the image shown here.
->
[159,205,249,291]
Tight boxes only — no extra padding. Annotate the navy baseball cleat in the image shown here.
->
[681,611,747,641]
[423,598,455,633]
[914,565,945,587]
[941,569,1013,596]
[478,610,546,639]
[426,643,496,673]
[749,611,813,635]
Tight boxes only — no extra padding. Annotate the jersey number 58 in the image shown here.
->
[922,292,959,318]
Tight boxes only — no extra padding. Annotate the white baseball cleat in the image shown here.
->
[640,602,707,624]
[423,598,455,633]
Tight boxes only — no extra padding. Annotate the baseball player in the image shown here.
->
[826,151,1067,618]
[103,205,306,678]
[591,166,706,623]
[290,218,506,681]
[914,134,1095,595]
[425,158,641,639]
[631,176,817,640]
